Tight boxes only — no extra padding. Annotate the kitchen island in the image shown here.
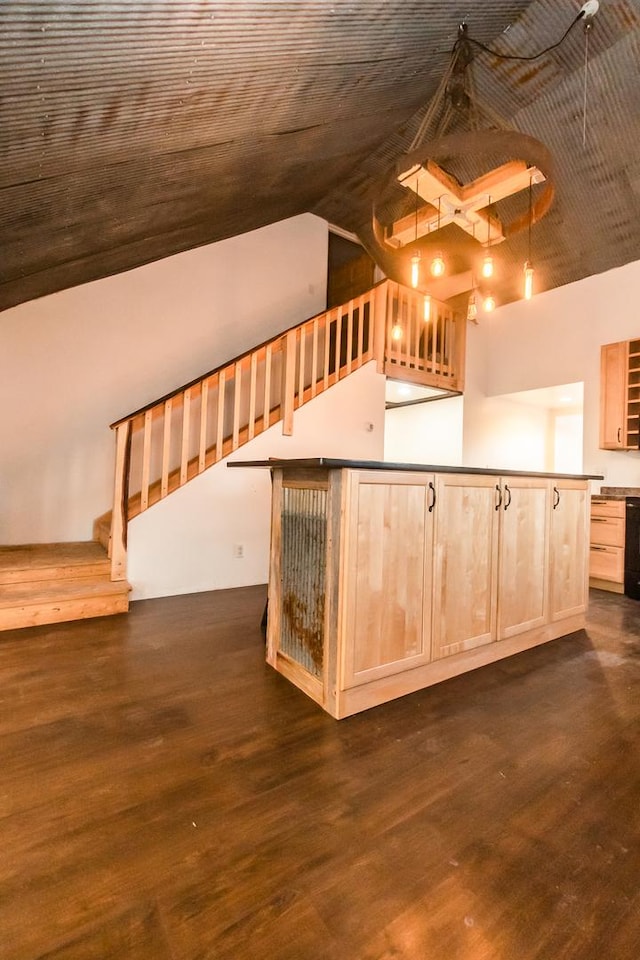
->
[230,459,601,718]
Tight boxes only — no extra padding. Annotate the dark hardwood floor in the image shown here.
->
[1,586,639,959]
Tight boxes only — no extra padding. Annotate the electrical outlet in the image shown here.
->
[233,544,244,559]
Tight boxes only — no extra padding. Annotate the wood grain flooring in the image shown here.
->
[0,585,639,959]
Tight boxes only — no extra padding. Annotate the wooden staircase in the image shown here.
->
[0,542,130,631]
[3,279,465,632]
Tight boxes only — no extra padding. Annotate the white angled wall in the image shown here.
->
[384,396,463,466]
[463,259,640,489]
[462,395,552,472]
[0,214,330,543]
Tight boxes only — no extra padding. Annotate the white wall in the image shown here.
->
[464,396,552,472]
[553,412,583,474]
[464,259,640,488]
[384,396,464,466]
[0,214,329,543]
[128,362,385,600]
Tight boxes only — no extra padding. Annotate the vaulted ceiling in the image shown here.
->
[2,1,640,314]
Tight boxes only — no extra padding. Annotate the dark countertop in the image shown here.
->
[229,457,603,481]
[594,486,640,500]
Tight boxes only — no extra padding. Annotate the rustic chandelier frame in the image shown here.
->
[364,5,599,313]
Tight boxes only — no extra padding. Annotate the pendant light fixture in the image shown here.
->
[483,293,496,312]
[430,197,445,277]
[524,263,534,301]
[369,12,594,308]
[524,176,534,300]
[391,322,403,341]
[481,196,494,278]
[410,176,421,288]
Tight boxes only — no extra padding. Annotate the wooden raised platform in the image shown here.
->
[0,541,130,630]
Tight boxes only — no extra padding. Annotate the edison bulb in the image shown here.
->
[524,261,534,300]
[430,253,445,278]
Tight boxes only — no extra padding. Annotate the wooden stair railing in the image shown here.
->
[100,280,465,581]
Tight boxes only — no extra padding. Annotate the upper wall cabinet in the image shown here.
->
[600,339,640,450]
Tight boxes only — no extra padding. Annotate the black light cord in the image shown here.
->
[454,10,585,63]
[527,177,532,260]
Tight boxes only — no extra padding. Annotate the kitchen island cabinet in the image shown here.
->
[431,473,498,659]
[549,479,590,620]
[341,470,434,691]
[230,459,599,718]
[497,475,552,639]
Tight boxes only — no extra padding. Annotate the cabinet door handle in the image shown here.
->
[590,545,607,552]
[591,517,608,522]
[495,484,502,511]
[504,484,512,510]
[428,481,436,513]
[618,427,622,443]
[553,486,560,510]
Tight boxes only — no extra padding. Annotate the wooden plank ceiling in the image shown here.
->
[2,0,640,313]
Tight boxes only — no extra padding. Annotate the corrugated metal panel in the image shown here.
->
[1,0,640,310]
[280,486,328,678]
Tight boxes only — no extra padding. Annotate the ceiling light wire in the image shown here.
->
[409,44,462,150]
[528,177,532,258]
[456,10,586,64]
[582,20,592,148]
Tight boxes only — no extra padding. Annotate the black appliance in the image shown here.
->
[624,497,640,600]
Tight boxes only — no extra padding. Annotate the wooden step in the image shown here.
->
[93,517,111,552]
[0,542,130,631]
[0,541,110,585]
[0,578,130,631]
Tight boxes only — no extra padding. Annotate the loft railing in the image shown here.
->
[104,280,465,580]
[382,281,465,390]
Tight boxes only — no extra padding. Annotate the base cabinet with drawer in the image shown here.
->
[589,497,625,593]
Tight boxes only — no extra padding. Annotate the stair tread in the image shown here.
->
[0,576,130,609]
[0,541,110,583]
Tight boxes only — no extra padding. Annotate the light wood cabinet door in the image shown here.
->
[497,477,550,640]
[600,341,628,449]
[549,480,589,620]
[341,471,434,689]
[432,474,499,659]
